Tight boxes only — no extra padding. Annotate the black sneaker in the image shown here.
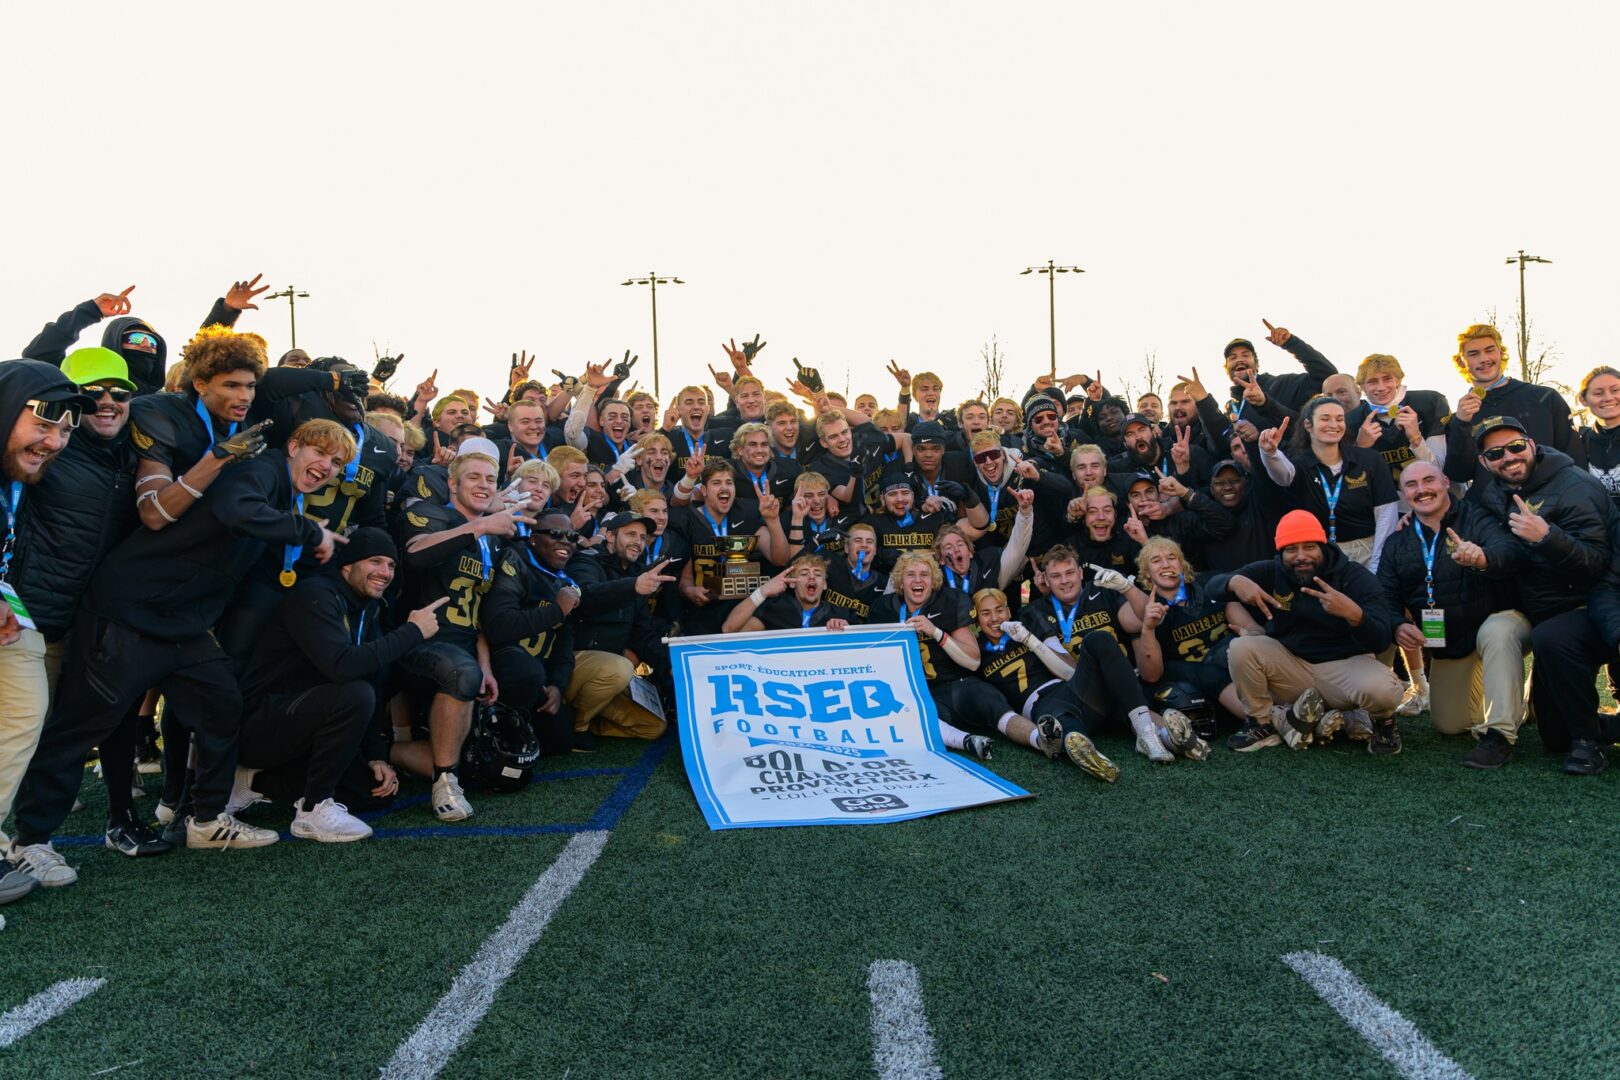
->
[1368,718,1402,756]
[1561,740,1608,776]
[1227,722,1280,752]
[571,731,602,754]
[105,817,175,857]
[0,857,39,906]
[1462,730,1513,770]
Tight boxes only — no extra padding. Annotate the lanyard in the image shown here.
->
[345,424,366,483]
[354,609,368,645]
[605,433,631,459]
[1171,574,1188,606]
[645,534,664,564]
[699,507,729,537]
[746,467,769,495]
[1231,398,1245,424]
[280,491,305,586]
[921,474,939,498]
[475,535,493,582]
[944,566,970,592]
[1052,596,1079,640]
[0,481,21,582]
[1415,521,1441,607]
[196,395,238,441]
[898,600,922,622]
[986,483,1002,522]
[895,511,914,528]
[851,550,870,583]
[1316,466,1344,543]
[800,605,816,628]
[527,549,576,590]
[680,427,702,459]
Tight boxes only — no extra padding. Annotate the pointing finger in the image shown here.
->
[428,597,450,611]
[1262,318,1276,331]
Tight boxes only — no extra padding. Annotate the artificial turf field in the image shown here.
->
[3,708,1619,1079]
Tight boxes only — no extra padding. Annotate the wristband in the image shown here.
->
[932,627,944,643]
[749,588,768,607]
[177,477,204,499]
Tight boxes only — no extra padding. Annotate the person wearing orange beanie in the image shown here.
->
[1202,510,1407,756]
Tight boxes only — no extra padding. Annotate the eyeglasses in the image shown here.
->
[24,399,82,429]
[538,528,583,543]
[972,449,1003,464]
[1481,439,1529,462]
[80,385,133,403]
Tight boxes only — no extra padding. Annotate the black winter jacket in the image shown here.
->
[1375,500,1520,659]
[1443,379,1574,483]
[1207,542,1395,660]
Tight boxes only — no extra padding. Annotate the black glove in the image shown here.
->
[741,334,767,362]
[338,368,371,398]
[211,419,272,461]
[793,357,823,394]
[552,370,581,394]
[934,480,978,508]
[372,354,401,384]
[613,350,638,380]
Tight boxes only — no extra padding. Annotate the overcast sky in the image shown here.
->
[2,2,1615,412]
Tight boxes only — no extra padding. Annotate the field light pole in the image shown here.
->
[266,285,311,349]
[621,272,684,400]
[1020,260,1084,377]
[1504,250,1551,381]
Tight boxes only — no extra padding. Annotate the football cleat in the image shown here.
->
[1034,716,1065,760]
[963,735,995,761]
[1159,709,1211,761]
[1063,732,1120,782]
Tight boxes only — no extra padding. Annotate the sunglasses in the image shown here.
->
[122,331,159,352]
[1481,439,1529,462]
[973,449,1004,464]
[24,399,82,429]
[81,384,133,403]
[538,528,583,543]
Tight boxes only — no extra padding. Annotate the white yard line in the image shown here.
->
[0,978,106,1049]
[867,959,944,1080]
[380,830,611,1080]
[1283,952,1474,1080]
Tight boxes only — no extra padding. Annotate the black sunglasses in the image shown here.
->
[538,527,583,543]
[1481,439,1529,462]
[973,449,1003,464]
[81,384,133,403]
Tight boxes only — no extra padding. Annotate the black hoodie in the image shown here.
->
[1442,379,1574,484]
[1206,542,1395,661]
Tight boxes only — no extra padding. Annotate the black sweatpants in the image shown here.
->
[931,679,1011,735]
[1031,629,1149,737]
[489,645,582,756]
[239,682,375,810]
[1529,608,1611,752]
[13,611,243,844]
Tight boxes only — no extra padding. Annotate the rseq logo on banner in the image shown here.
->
[705,673,904,722]
[832,795,908,814]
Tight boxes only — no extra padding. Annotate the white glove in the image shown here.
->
[611,445,643,477]
[1088,564,1133,593]
[999,620,1031,643]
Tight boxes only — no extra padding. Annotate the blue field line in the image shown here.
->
[52,757,657,848]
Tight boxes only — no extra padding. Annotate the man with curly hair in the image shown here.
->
[1441,323,1574,482]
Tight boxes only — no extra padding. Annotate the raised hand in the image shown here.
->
[1033,373,1056,392]
[1088,564,1133,592]
[1176,367,1209,402]
[1508,494,1549,544]
[1058,373,1088,392]
[683,445,706,480]
[484,398,509,424]
[211,419,273,461]
[790,492,810,520]
[720,338,750,373]
[1086,370,1105,402]
[1142,600,1168,629]
[1235,371,1267,406]
[583,360,613,391]
[999,620,1031,643]
[707,363,735,395]
[1356,412,1384,448]
[414,368,439,405]
[636,559,677,596]
[740,334,767,363]
[313,527,348,564]
[886,360,911,390]
[94,285,136,318]
[1446,527,1487,569]
[1158,474,1190,500]
[1066,496,1085,522]
[1454,390,1484,422]
[758,492,782,520]
[1395,405,1423,445]
[1234,419,1260,444]
[1013,487,1035,511]
[1123,506,1148,545]
[509,350,535,386]
[225,273,269,311]
[614,349,638,379]
[1170,425,1192,472]
[792,358,823,394]
[1261,318,1291,348]
[761,567,795,598]
[1258,416,1290,455]
[1301,575,1363,622]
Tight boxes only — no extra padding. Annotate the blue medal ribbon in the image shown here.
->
[944,566,970,592]
[1316,466,1344,543]
[699,507,729,537]
[896,511,914,528]
[281,491,305,584]
[1051,596,1079,641]
[645,534,665,564]
[345,424,366,483]
[746,467,769,495]
[680,427,702,460]
[983,632,1009,654]
[986,483,1002,522]
[196,395,238,440]
[800,606,816,629]
[1171,573,1189,606]
[527,549,577,590]
[605,433,631,459]
[476,535,493,582]
[851,549,870,584]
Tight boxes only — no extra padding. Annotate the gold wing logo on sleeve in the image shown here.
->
[130,422,154,451]
[501,560,517,577]
[416,475,431,498]
[406,511,430,528]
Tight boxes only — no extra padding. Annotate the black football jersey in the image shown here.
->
[1023,588,1126,659]
[1147,578,1231,665]
[400,502,504,648]
[870,588,973,684]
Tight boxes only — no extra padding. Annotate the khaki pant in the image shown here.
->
[0,628,51,830]
[1228,635,1406,721]
[565,650,666,740]
[1429,610,1532,744]
[1338,535,1375,568]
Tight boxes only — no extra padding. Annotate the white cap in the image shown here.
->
[456,437,500,460]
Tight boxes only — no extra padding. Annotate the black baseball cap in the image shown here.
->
[1211,459,1245,478]
[911,420,948,446]
[1471,415,1529,448]
[602,511,656,533]
[1121,412,1156,434]
[1224,338,1257,359]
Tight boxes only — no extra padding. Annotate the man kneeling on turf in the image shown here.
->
[1209,510,1406,754]
[234,528,450,841]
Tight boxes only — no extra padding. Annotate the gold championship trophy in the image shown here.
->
[715,534,766,599]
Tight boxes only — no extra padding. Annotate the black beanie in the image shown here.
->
[337,526,399,567]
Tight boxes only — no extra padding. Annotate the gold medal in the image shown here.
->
[280,569,297,587]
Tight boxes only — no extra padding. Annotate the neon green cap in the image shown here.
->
[61,347,138,393]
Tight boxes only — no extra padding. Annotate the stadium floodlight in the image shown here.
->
[1504,250,1552,381]
[266,285,311,349]
[1020,260,1085,377]
[621,273,684,399]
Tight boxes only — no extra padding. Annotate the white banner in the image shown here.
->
[670,624,1031,829]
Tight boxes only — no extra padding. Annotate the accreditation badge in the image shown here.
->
[1420,607,1446,648]
[0,580,38,630]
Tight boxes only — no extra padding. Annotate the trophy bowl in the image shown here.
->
[714,534,765,599]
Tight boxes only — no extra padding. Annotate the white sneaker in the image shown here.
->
[9,841,78,887]
[185,813,279,850]
[432,772,475,821]
[291,799,373,843]
[1131,715,1174,764]
[1396,685,1429,717]
[154,801,176,826]
[224,766,267,816]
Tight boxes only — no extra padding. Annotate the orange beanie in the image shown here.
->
[1274,509,1327,550]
